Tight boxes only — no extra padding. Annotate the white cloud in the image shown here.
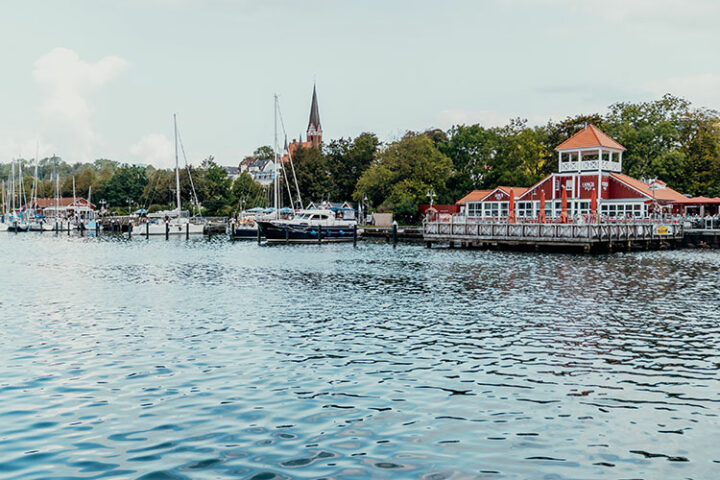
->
[130,134,174,168]
[647,74,720,109]
[0,133,56,162]
[33,47,129,162]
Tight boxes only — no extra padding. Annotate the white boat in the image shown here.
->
[134,211,205,236]
[132,114,205,236]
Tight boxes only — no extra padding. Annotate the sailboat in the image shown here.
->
[7,160,30,232]
[135,114,205,236]
[0,180,8,231]
[28,158,53,231]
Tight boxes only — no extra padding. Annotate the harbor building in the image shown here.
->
[457,125,687,220]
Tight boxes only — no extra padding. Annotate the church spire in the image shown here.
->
[306,83,322,148]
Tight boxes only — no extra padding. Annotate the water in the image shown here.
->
[1,234,719,479]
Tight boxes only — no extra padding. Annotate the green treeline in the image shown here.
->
[2,95,719,220]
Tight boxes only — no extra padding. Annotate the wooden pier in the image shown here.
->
[423,221,684,253]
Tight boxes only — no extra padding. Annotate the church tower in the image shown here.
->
[306,84,322,148]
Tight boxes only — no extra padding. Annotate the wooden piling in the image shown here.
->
[353,224,357,247]
[285,226,289,243]
[257,225,261,245]
[392,224,398,248]
[165,222,169,240]
[146,221,149,239]
[318,225,322,244]
[186,222,189,240]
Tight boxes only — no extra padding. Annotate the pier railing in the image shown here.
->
[424,220,683,244]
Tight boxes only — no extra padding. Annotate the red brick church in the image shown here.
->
[280,84,323,163]
[457,125,687,219]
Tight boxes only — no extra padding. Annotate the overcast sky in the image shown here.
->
[1,0,719,168]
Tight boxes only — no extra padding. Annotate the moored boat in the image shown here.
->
[257,209,359,243]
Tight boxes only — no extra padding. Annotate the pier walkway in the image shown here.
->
[423,220,684,252]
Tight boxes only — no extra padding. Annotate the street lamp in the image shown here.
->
[427,189,436,209]
[99,199,107,216]
[126,198,133,215]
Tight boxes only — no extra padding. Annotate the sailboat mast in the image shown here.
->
[174,114,182,214]
[10,161,15,213]
[54,156,59,219]
[273,95,279,219]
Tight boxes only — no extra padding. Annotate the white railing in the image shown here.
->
[424,221,683,242]
[559,160,621,173]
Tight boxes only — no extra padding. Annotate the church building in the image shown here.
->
[281,84,323,163]
[457,125,687,219]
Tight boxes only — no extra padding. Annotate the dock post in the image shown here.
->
[318,225,322,244]
[146,221,149,239]
[186,222,189,240]
[392,224,398,248]
[165,222,169,240]
[353,224,357,247]
[67,222,70,235]
[425,241,431,249]
[257,226,261,245]
[230,221,235,240]
[285,226,289,243]
[128,223,132,239]
[96,222,100,235]
[81,224,84,237]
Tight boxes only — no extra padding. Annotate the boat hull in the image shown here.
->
[231,227,259,239]
[257,221,357,243]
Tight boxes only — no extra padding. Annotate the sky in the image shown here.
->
[1,0,719,169]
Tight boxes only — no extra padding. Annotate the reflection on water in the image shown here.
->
[1,234,719,479]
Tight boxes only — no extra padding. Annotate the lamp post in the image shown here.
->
[99,199,107,216]
[126,198,133,215]
[426,189,436,221]
[362,193,368,225]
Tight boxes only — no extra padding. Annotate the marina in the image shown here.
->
[2,2,720,479]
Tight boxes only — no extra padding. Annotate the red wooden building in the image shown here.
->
[457,125,687,220]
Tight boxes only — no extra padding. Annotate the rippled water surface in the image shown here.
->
[1,234,719,479]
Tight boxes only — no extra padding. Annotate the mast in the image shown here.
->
[10,161,15,213]
[273,94,279,219]
[174,114,182,214]
[54,156,59,220]
[32,158,39,216]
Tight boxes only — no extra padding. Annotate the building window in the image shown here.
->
[517,201,534,218]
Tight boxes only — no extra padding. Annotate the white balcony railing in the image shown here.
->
[559,160,621,173]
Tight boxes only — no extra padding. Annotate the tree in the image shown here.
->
[200,157,232,216]
[231,172,265,211]
[293,146,336,203]
[254,146,275,161]
[98,164,148,207]
[325,133,379,201]
[354,133,452,221]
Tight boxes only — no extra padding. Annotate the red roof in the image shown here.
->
[457,187,529,204]
[32,198,94,208]
[456,190,492,205]
[495,186,529,198]
[672,196,720,205]
[610,174,686,202]
[555,124,626,151]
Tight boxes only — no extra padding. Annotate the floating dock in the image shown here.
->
[423,221,684,253]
